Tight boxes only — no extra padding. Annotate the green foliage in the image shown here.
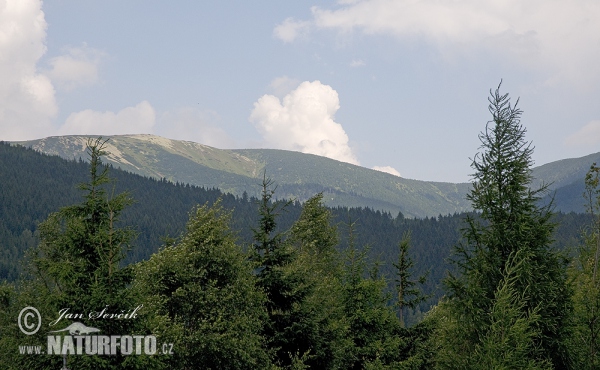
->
[34,138,136,300]
[250,174,315,368]
[288,193,349,369]
[341,240,402,369]
[1,138,156,369]
[570,163,600,368]
[133,200,269,369]
[393,231,429,326]
[442,83,573,368]
[338,219,434,370]
[290,192,339,273]
[435,249,552,369]
[0,141,590,311]
[2,133,597,368]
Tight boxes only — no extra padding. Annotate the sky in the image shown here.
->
[1,0,599,183]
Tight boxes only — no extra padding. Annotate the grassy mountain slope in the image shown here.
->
[234,148,471,217]
[13,134,599,217]
[15,135,261,190]
[14,135,471,218]
[532,152,600,213]
[532,152,600,190]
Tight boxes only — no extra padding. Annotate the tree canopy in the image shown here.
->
[440,83,573,369]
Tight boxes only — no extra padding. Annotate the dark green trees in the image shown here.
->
[134,201,269,369]
[393,231,429,327]
[34,138,136,307]
[4,138,148,369]
[439,84,572,368]
[340,241,403,369]
[339,219,432,369]
[250,175,313,367]
[289,193,347,369]
[290,192,339,273]
[570,163,600,368]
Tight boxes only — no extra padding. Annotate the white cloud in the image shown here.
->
[373,165,401,177]
[273,17,311,43]
[350,59,366,67]
[59,101,156,136]
[156,108,235,148]
[311,1,510,41]
[250,80,359,165]
[0,0,58,140]
[280,0,600,87]
[45,44,106,91]
[565,120,600,148]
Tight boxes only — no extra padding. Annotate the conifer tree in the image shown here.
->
[289,193,348,369]
[3,138,155,369]
[339,218,405,369]
[441,83,573,368]
[34,138,135,303]
[393,231,429,326]
[290,192,339,273]
[570,163,600,368]
[133,200,269,369]
[250,174,313,367]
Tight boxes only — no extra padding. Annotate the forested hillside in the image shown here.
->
[2,85,600,369]
[16,134,600,218]
[0,141,587,301]
[13,134,473,218]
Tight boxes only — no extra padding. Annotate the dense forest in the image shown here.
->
[0,139,587,316]
[1,86,599,368]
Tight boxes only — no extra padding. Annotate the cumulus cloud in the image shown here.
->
[0,0,58,140]
[565,120,600,148]
[373,165,401,177]
[156,108,236,148]
[250,80,359,165]
[59,101,156,136]
[273,17,311,43]
[350,59,366,67]
[45,44,106,91]
[279,0,600,86]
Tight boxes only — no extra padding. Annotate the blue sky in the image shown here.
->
[1,1,599,183]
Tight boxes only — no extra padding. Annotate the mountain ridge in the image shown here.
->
[12,134,600,217]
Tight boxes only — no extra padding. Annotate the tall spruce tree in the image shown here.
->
[440,83,573,368]
[2,138,156,369]
[393,231,429,327]
[288,193,348,369]
[250,174,313,367]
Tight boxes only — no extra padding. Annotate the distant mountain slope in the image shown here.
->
[13,134,599,216]
[531,152,600,214]
[531,152,600,190]
[14,135,472,218]
[233,148,471,217]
